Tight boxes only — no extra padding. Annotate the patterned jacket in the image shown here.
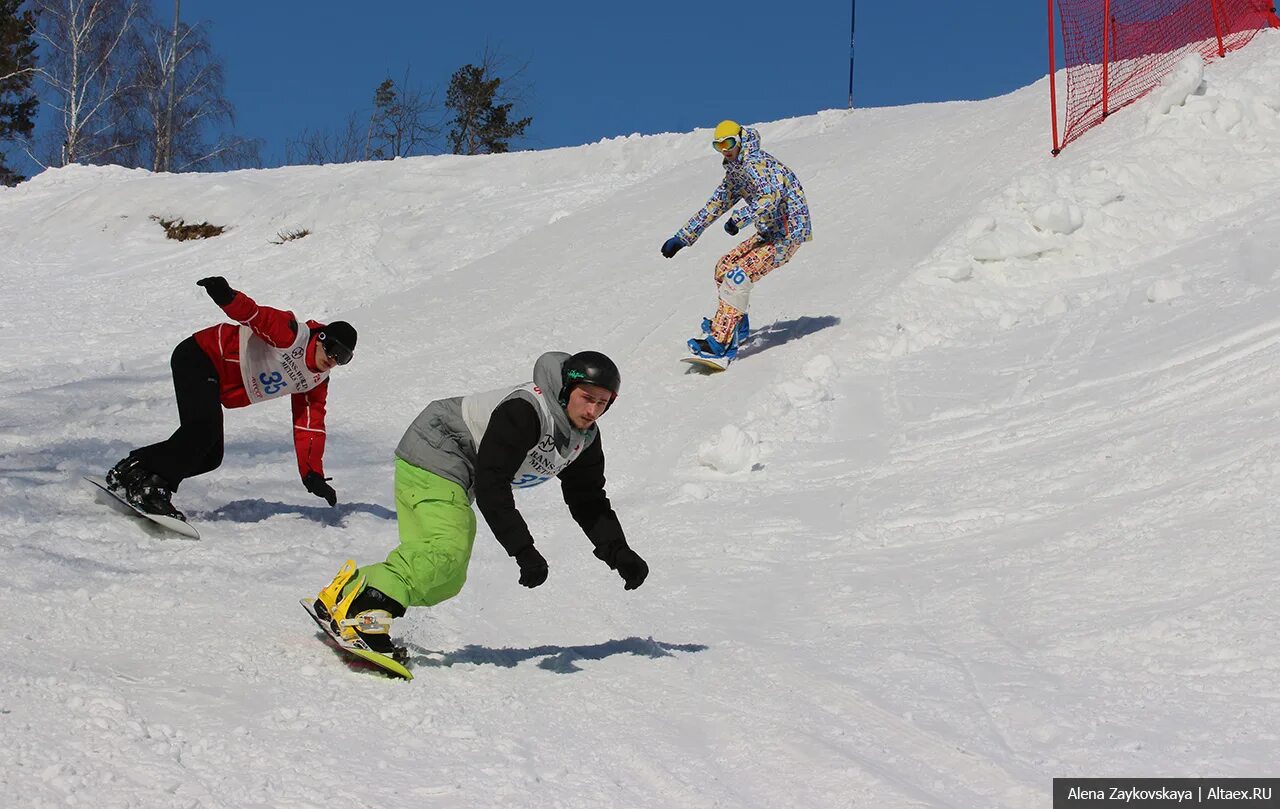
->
[676,126,812,248]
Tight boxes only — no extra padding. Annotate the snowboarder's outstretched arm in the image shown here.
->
[475,398,541,556]
[559,436,648,590]
[475,399,551,588]
[675,179,736,248]
[292,382,330,497]
[197,276,300,348]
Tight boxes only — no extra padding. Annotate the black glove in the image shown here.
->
[724,217,739,236]
[302,471,337,507]
[515,545,548,588]
[594,541,648,590]
[196,276,235,306]
[613,547,649,590]
[660,236,685,259]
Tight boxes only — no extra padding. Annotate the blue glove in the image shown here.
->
[724,217,740,236]
[660,236,685,259]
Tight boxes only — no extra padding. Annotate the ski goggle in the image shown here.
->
[319,334,353,365]
[712,135,739,153]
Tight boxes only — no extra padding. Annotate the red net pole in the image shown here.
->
[1101,0,1112,118]
[1052,0,1275,152]
[1050,0,1062,154]
[1210,0,1227,56]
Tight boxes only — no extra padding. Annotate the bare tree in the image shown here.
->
[288,69,439,166]
[365,69,439,160]
[29,0,144,166]
[445,46,532,156]
[285,111,365,166]
[116,3,258,172]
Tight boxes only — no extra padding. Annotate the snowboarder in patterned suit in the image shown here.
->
[104,277,356,520]
[660,120,813,365]
[312,350,648,656]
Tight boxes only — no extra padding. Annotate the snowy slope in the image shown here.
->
[2,32,1280,809]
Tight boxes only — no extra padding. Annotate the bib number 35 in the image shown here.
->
[258,371,286,395]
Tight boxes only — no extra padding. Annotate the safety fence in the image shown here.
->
[1049,0,1279,153]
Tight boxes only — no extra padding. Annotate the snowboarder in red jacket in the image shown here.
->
[105,277,357,521]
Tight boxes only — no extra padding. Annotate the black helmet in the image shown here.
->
[317,321,357,365]
[559,350,621,407]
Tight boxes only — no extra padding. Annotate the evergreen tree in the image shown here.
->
[444,58,531,155]
[0,0,38,185]
[365,78,394,160]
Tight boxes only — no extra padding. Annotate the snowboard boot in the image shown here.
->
[105,456,144,495]
[313,559,357,626]
[124,470,185,521]
[328,574,407,658]
[687,331,739,364]
[698,315,749,345]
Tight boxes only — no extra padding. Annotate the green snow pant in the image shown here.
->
[354,459,477,609]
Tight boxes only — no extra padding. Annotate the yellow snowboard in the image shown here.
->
[680,356,729,373]
[301,598,413,680]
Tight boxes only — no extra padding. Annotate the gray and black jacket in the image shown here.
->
[395,351,627,560]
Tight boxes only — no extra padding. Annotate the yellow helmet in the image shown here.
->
[713,120,742,140]
[712,120,743,153]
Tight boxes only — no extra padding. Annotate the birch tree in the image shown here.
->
[30,0,143,166]
[117,4,258,172]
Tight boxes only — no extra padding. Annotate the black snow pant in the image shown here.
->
[130,336,224,490]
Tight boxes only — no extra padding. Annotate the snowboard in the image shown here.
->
[681,356,730,373]
[84,475,200,539]
[300,598,414,680]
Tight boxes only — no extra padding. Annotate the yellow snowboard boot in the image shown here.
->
[314,559,358,628]
[316,560,406,656]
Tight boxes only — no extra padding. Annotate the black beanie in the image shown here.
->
[320,320,357,352]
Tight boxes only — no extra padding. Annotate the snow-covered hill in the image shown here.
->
[2,33,1279,808]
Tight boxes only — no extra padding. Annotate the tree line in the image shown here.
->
[0,0,533,185]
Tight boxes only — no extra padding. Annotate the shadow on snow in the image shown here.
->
[405,636,710,674]
[195,499,395,525]
[736,315,841,360]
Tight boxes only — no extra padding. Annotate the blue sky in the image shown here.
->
[142,1,1050,165]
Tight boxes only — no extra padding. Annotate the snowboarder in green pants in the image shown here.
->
[313,350,648,655]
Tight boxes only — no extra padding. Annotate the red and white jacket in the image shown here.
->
[191,291,330,480]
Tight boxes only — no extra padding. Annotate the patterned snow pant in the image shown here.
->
[354,459,478,609]
[709,235,801,345]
